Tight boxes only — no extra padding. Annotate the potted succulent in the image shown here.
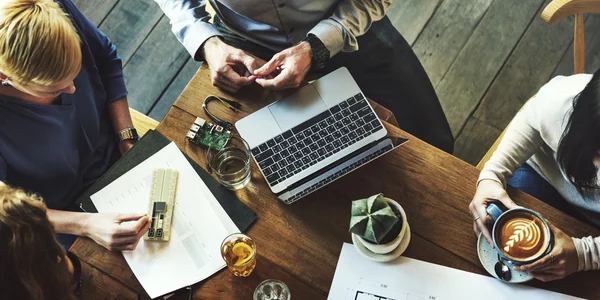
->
[349,193,407,255]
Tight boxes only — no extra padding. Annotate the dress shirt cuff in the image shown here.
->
[572,236,600,271]
[181,21,223,60]
[308,19,348,58]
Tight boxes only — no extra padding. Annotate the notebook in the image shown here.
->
[76,129,256,233]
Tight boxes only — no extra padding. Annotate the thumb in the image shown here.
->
[232,51,257,74]
[255,56,282,76]
[498,193,518,210]
[242,56,256,74]
[116,213,147,222]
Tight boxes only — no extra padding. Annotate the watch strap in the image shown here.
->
[304,34,330,70]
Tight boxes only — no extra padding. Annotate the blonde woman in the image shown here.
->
[0,0,149,250]
[0,183,79,300]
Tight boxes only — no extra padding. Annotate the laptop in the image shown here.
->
[236,67,408,204]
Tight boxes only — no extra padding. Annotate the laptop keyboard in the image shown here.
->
[250,93,383,186]
[282,144,392,204]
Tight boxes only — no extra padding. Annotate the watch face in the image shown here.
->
[119,128,139,141]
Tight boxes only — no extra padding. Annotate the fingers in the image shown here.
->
[223,67,255,86]
[255,55,282,76]
[211,64,255,93]
[255,72,288,89]
[469,201,493,246]
[529,271,562,282]
[485,180,518,209]
[498,194,518,210]
[108,218,150,251]
[214,78,241,93]
[516,252,554,272]
[115,215,149,236]
[122,220,151,251]
[256,68,302,90]
[548,223,561,234]
[228,50,256,74]
[239,54,256,74]
[111,235,140,247]
[136,218,151,240]
[477,218,493,246]
[117,213,146,222]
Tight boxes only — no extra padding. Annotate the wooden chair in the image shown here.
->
[129,108,158,137]
[475,0,600,170]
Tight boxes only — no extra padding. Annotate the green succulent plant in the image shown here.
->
[349,194,400,244]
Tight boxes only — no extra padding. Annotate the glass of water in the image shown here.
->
[253,279,291,300]
[207,135,251,189]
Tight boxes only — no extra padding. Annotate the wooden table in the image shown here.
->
[72,64,600,300]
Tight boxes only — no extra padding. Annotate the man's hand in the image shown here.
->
[254,42,312,90]
[203,37,257,93]
[83,213,150,251]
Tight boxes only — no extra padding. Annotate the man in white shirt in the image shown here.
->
[154,0,454,153]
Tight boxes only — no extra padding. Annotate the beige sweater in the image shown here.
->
[479,74,600,272]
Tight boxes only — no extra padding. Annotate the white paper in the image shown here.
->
[91,142,239,298]
[328,243,582,300]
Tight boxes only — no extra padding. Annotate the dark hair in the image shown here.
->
[557,71,600,192]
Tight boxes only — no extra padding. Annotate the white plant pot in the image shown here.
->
[354,198,408,255]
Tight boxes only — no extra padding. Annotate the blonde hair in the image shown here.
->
[0,185,76,300]
[0,0,82,86]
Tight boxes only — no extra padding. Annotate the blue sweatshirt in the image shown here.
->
[0,0,127,209]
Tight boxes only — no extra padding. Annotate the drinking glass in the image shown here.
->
[220,233,257,277]
[207,135,251,189]
[253,279,291,300]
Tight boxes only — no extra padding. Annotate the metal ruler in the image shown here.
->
[144,168,178,241]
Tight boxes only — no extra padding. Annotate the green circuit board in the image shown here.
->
[185,117,232,150]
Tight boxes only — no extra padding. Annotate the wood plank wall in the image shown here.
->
[71,0,600,166]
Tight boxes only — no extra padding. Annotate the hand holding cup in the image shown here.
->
[469,179,519,246]
[514,223,579,281]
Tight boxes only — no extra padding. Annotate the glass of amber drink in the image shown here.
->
[220,233,257,277]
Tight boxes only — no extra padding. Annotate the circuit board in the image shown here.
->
[144,168,178,242]
[186,117,232,150]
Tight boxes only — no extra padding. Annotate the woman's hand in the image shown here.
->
[83,213,150,251]
[514,224,579,281]
[469,179,518,245]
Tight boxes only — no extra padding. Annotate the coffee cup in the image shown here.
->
[486,203,554,265]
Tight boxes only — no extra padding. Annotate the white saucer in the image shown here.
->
[477,233,533,283]
[351,223,411,262]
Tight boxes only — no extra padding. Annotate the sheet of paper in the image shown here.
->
[328,243,582,300]
[91,142,239,298]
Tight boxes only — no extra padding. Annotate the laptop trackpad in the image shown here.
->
[268,86,327,132]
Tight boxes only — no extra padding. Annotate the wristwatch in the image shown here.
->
[117,127,139,142]
[303,34,330,70]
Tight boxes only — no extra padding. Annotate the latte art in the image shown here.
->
[497,215,547,260]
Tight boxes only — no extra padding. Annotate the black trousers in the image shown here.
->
[214,16,454,153]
